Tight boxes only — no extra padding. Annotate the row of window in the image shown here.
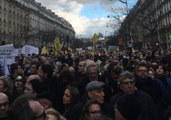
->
[1,2,70,31]
[0,20,28,28]
[0,31,25,38]
[142,0,171,27]
[1,0,73,32]
[0,24,28,32]
[143,0,171,18]
[0,15,54,32]
[160,14,171,27]
[0,8,27,18]
[0,13,28,24]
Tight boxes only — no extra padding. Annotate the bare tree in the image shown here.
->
[135,0,161,43]
[107,0,129,36]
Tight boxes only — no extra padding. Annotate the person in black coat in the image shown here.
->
[37,64,59,110]
[69,81,114,120]
[135,63,162,105]
[110,71,157,120]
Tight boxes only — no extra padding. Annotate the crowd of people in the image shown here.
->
[0,48,171,120]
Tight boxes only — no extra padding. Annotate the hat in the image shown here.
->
[86,81,104,92]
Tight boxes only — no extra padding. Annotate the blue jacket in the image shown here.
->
[156,76,171,95]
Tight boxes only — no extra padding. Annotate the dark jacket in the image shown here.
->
[156,76,171,95]
[135,76,162,104]
[110,90,157,120]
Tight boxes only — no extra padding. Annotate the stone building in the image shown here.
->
[0,0,28,46]
[119,0,171,49]
[0,0,75,48]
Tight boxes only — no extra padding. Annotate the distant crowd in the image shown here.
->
[0,48,171,120]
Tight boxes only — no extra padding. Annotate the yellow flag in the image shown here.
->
[65,50,68,54]
[92,33,97,43]
[68,47,72,52]
[140,54,143,60]
[132,48,135,54]
[103,48,108,56]
[54,37,63,55]
[41,46,49,55]
[117,47,119,52]
[78,50,83,55]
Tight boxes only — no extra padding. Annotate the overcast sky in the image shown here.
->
[36,0,137,38]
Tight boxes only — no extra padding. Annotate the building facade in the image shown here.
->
[0,0,29,46]
[0,0,75,48]
[118,0,171,49]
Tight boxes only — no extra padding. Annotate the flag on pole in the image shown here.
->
[92,33,97,43]
[41,46,49,55]
[132,47,135,54]
[68,47,72,52]
[54,37,63,55]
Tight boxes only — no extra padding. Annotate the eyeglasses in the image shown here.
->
[34,111,46,120]
[0,101,9,108]
[121,81,135,85]
[88,110,101,114]
[78,64,83,67]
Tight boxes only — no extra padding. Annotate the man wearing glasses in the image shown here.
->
[110,71,157,120]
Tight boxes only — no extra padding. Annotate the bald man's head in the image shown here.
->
[0,93,8,100]
[0,92,9,118]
